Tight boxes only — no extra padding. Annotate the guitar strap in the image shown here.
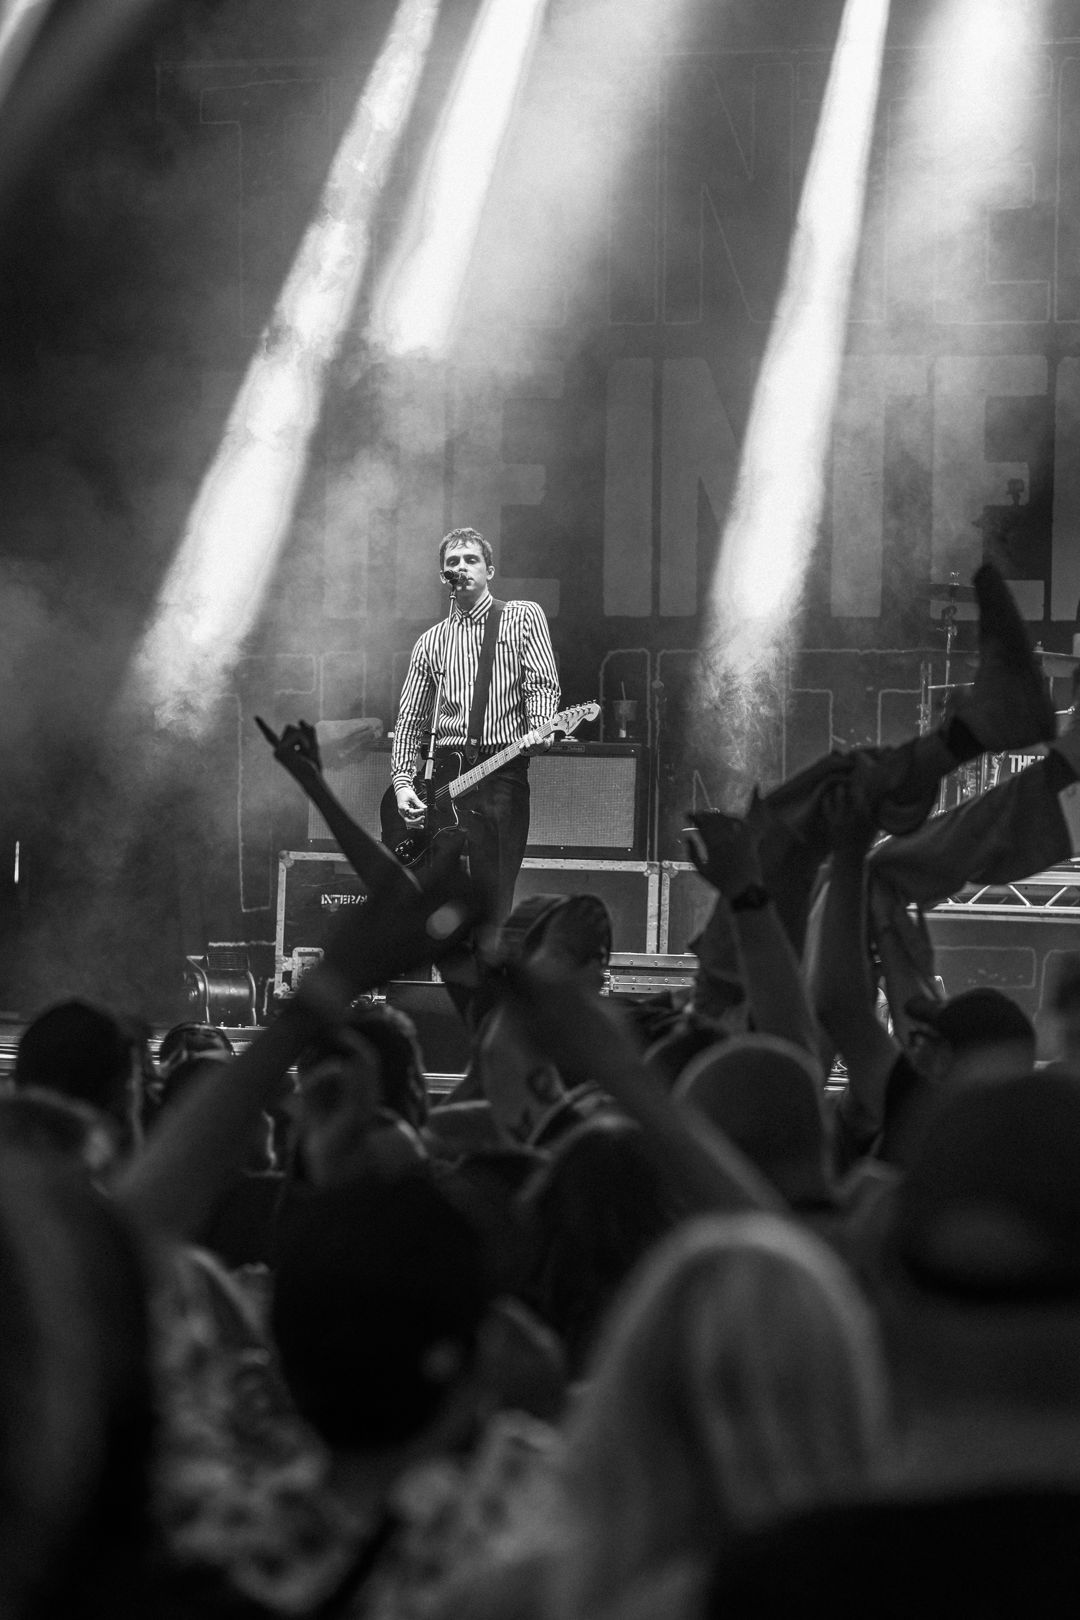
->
[464,598,504,764]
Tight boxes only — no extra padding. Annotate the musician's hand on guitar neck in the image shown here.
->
[522,722,555,756]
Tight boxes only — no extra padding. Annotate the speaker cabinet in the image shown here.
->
[273,851,367,996]
[305,737,646,857]
[527,746,644,855]
[274,851,660,995]
[516,859,659,954]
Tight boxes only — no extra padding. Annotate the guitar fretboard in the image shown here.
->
[429,704,598,804]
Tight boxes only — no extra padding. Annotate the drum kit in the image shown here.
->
[920,574,1077,813]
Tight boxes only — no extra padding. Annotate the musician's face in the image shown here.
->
[442,541,493,602]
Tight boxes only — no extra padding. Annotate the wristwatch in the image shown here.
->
[728,883,772,913]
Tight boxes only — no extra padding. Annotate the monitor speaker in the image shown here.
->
[305,738,645,857]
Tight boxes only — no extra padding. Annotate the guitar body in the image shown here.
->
[379,754,471,869]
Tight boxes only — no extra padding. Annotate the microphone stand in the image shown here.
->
[421,579,463,792]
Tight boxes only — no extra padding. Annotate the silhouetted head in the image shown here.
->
[15,1000,145,1152]
[271,1174,493,1453]
[884,1068,1080,1411]
[518,1114,682,1374]
[905,988,1035,1084]
[675,1036,829,1205]
[0,1148,153,1617]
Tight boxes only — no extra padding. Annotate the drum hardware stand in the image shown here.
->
[922,573,991,813]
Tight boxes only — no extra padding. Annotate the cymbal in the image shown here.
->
[928,581,978,603]
[1038,651,1080,678]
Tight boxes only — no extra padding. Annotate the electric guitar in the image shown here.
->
[380,702,600,867]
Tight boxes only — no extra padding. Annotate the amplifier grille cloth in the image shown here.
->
[528,753,636,847]
[307,759,386,842]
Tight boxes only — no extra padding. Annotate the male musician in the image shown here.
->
[389,528,560,924]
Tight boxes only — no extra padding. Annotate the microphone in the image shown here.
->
[443,571,467,591]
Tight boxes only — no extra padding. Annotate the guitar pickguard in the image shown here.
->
[378,754,470,868]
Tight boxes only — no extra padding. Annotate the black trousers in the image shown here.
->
[456,755,530,927]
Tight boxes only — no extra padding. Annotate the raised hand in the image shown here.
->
[258,715,421,901]
[820,769,878,855]
[255,716,322,785]
[684,810,764,899]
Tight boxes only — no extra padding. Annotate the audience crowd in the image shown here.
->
[7,563,1080,1617]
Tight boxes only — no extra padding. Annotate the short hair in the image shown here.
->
[439,527,492,569]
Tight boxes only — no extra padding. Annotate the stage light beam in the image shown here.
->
[0,0,51,106]
[130,0,441,737]
[696,0,892,793]
[371,0,549,358]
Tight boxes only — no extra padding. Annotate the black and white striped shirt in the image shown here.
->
[390,592,560,791]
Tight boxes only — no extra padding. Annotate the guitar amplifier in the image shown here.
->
[305,738,647,858]
[304,734,390,844]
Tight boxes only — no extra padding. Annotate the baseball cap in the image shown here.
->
[498,892,612,968]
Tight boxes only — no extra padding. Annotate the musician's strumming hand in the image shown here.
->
[395,785,427,824]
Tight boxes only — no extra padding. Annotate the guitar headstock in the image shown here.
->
[551,702,601,739]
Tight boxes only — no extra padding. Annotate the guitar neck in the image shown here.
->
[449,731,537,799]
[441,706,596,802]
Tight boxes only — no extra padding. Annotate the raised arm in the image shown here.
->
[685,810,819,1059]
[807,797,899,1156]
[117,851,475,1238]
[256,717,417,899]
